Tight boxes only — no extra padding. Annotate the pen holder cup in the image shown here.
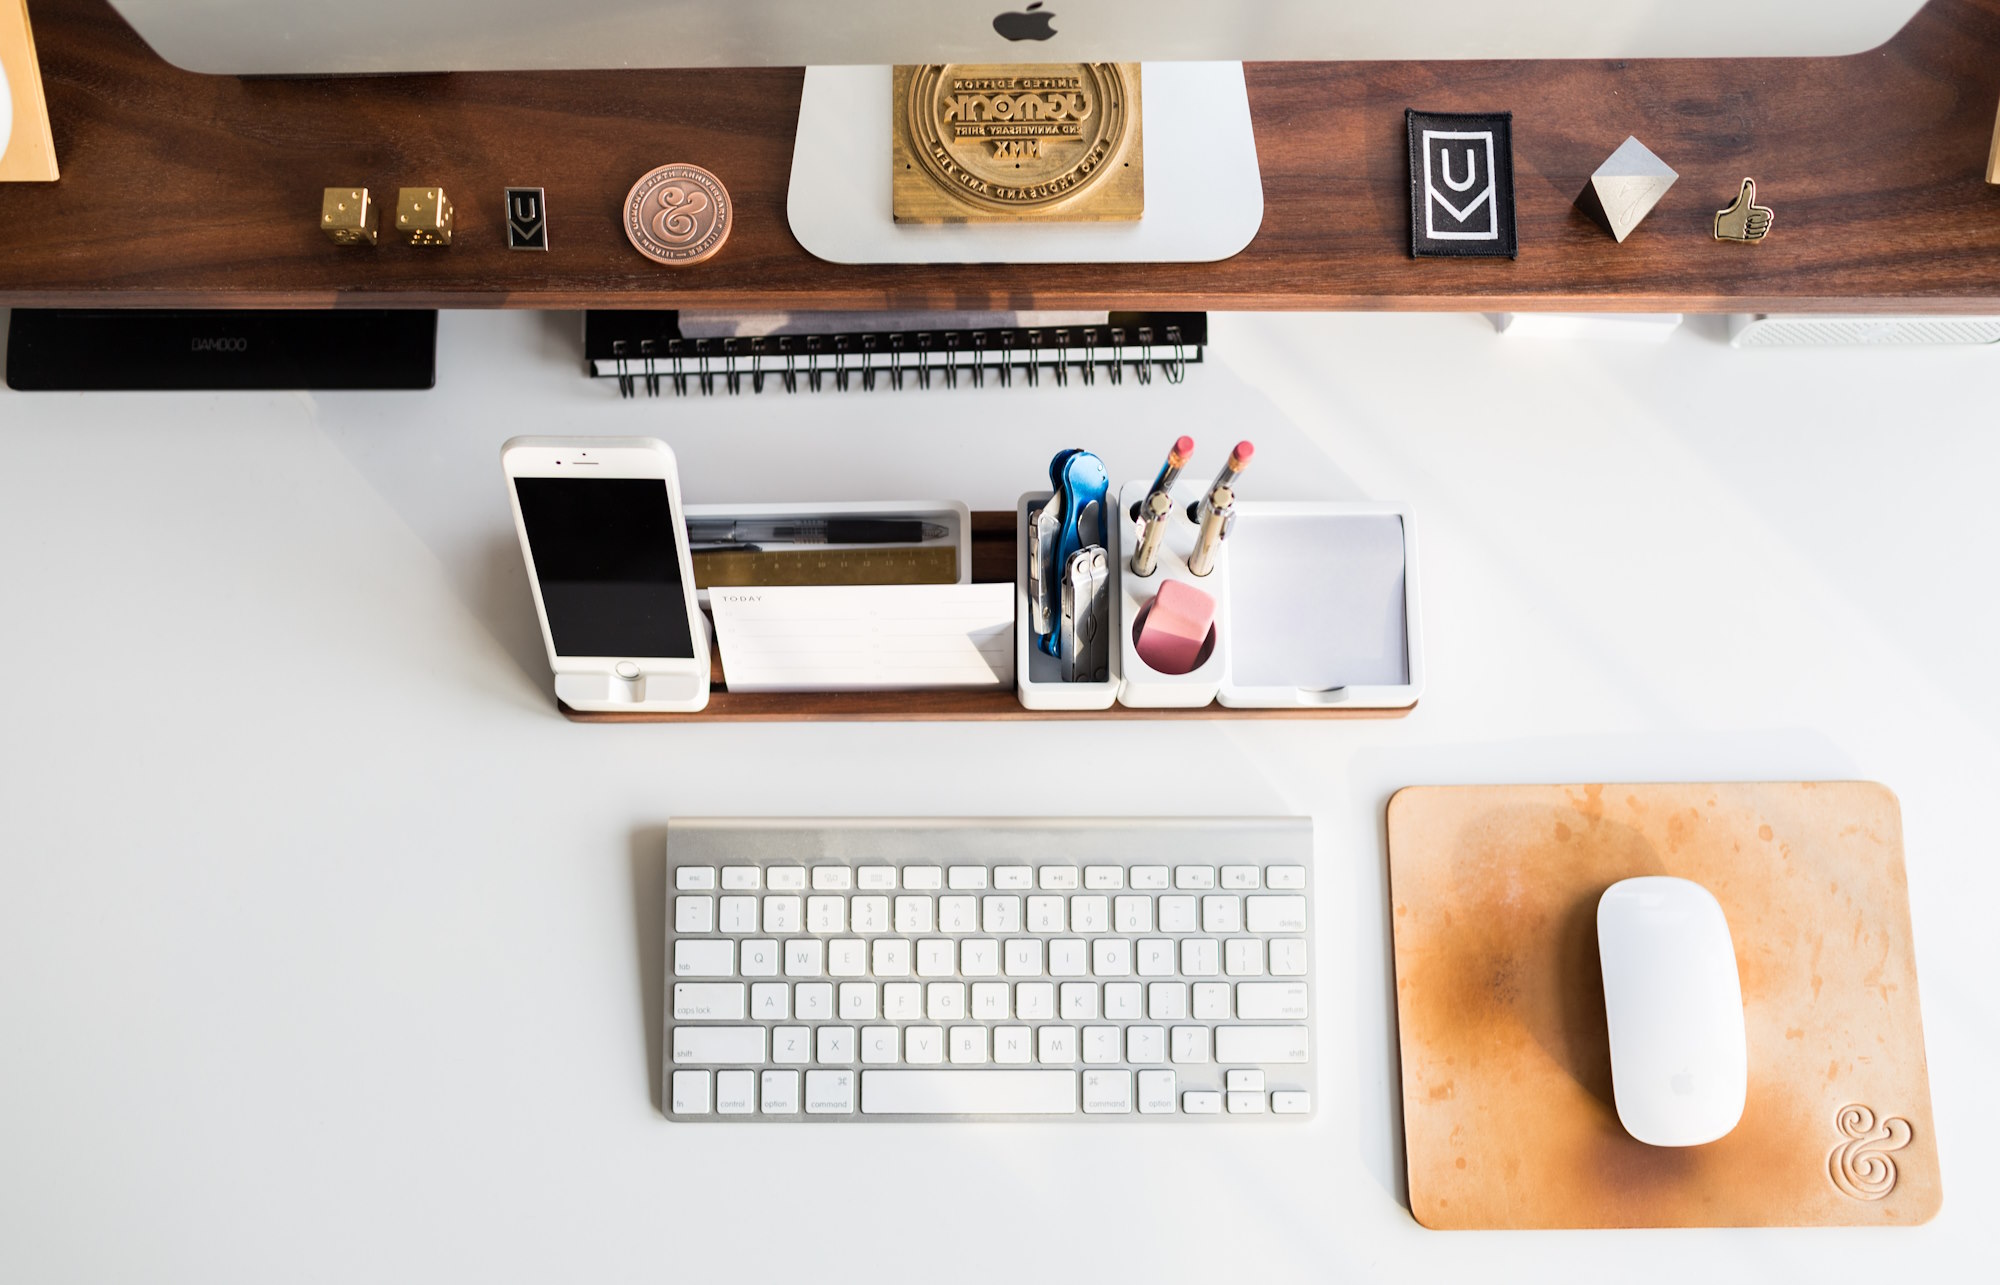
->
[1115,478,1229,708]
[1016,492,1122,710]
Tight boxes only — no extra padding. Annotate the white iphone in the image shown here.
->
[501,436,710,713]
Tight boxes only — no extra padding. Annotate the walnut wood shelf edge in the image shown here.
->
[4,0,2000,313]
[558,696,1414,725]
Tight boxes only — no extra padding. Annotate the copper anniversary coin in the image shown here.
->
[623,163,732,265]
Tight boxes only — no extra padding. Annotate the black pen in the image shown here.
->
[685,519,949,546]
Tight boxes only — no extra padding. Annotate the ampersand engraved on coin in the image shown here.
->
[624,164,732,265]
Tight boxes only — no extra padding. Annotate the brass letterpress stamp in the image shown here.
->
[892,63,1143,223]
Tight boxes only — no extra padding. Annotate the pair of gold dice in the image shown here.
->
[321,187,452,247]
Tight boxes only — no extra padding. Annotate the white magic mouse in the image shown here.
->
[1597,876,1748,1147]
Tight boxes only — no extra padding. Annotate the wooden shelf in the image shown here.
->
[563,689,1414,724]
[561,512,1416,723]
[4,0,2000,313]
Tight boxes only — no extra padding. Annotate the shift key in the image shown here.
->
[1215,1026,1309,1064]
[672,1026,767,1064]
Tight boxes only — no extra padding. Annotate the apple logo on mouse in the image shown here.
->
[994,3,1057,42]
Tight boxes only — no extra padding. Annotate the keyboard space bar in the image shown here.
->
[861,1070,1078,1115]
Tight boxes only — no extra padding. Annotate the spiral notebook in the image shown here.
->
[585,310,1205,397]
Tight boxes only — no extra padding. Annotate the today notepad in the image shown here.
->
[709,584,1014,693]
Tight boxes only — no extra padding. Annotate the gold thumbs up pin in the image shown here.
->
[1713,177,1774,243]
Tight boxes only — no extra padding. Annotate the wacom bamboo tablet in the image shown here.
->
[1387,782,1940,1229]
[1217,501,1423,709]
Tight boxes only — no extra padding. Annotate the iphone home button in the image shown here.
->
[614,661,641,680]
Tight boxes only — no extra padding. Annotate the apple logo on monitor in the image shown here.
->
[994,3,1057,42]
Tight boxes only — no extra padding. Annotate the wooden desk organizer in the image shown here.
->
[562,511,1416,723]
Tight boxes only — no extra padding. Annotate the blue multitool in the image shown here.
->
[1034,449,1109,656]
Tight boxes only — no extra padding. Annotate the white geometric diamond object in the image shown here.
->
[1577,135,1679,243]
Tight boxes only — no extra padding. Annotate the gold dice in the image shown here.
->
[395,187,454,246]
[320,187,378,245]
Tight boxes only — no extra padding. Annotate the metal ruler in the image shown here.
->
[691,545,959,588]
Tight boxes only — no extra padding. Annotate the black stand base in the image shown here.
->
[4,309,437,391]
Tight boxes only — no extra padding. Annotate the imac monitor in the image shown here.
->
[108,1,1928,76]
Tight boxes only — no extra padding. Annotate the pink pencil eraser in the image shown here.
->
[1135,579,1217,675]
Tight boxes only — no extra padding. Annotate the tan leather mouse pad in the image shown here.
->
[1387,783,1939,1229]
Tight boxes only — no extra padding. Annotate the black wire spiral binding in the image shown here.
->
[586,312,1205,398]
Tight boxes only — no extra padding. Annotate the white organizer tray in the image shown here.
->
[1217,500,1423,709]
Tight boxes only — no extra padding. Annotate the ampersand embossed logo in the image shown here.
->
[1827,1103,1913,1201]
[623,164,732,266]
[651,185,710,246]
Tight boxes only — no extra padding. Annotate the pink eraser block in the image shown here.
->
[1135,579,1217,675]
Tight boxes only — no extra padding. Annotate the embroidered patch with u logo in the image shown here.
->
[1406,110,1517,259]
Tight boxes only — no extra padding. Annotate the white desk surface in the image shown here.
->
[1,310,1994,1283]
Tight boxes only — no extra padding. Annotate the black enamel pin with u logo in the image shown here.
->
[1406,110,1517,259]
[506,187,549,251]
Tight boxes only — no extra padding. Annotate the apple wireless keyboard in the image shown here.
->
[665,817,1314,1121]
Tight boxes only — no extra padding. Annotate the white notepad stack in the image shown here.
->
[708,584,1014,693]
